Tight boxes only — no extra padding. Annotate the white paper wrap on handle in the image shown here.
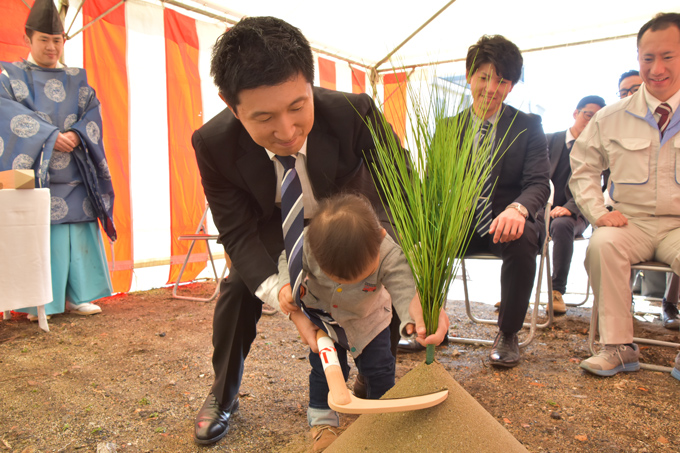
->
[317,334,340,370]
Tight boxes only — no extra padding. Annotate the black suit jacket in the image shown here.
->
[546,130,585,221]
[469,104,550,222]
[192,87,396,294]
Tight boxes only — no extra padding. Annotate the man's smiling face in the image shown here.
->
[226,73,314,156]
[638,24,680,102]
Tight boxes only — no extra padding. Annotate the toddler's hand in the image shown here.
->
[278,284,299,315]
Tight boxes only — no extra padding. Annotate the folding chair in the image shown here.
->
[449,183,554,347]
[566,233,591,307]
[588,261,680,373]
[172,202,229,302]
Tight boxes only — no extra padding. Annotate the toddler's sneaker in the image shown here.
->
[309,425,339,452]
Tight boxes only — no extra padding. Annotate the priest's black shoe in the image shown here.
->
[194,392,239,445]
[489,331,520,368]
[662,301,680,330]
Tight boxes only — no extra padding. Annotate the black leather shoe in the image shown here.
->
[489,331,520,368]
[662,301,680,330]
[194,392,239,445]
[397,335,449,352]
[397,337,425,352]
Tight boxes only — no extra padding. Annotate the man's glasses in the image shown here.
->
[579,110,597,120]
[618,84,641,99]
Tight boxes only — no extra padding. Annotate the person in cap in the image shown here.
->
[0,0,116,320]
[546,95,605,315]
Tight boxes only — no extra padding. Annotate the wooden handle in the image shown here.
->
[316,330,351,405]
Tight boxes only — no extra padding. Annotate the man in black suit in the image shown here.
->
[546,96,605,315]
[460,35,550,367]
[190,16,445,446]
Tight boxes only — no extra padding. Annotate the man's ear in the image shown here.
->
[23,34,31,46]
[227,104,239,119]
[573,109,579,121]
[465,69,474,85]
[220,93,240,119]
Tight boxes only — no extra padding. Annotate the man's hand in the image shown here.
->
[489,208,526,243]
[405,294,449,347]
[595,211,628,228]
[290,310,319,352]
[278,284,299,315]
[550,206,572,218]
[53,131,81,153]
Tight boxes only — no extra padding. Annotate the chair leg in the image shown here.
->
[172,239,198,300]
[37,305,49,332]
[172,239,227,302]
[449,249,552,348]
[567,275,590,307]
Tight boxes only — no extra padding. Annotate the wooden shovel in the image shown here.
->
[316,330,448,414]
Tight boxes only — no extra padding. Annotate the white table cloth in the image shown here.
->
[0,188,51,331]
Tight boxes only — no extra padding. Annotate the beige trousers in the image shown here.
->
[586,216,680,344]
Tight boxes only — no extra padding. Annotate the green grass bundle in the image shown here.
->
[366,73,501,364]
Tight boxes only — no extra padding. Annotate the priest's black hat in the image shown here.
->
[25,0,64,35]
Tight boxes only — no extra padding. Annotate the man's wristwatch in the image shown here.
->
[506,202,528,218]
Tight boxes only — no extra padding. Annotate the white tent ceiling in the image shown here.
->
[167,0,680,70]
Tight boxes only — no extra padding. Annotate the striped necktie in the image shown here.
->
[656,103,671,138]
[276,155,304,306]
[276,155,350,348]
[474,121,493,236]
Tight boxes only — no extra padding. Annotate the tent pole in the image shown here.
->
[374,0,458,70]
[66,0,125,40]
[375,32,638,74]
[64,0,84,38]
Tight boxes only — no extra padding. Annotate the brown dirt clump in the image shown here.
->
[1,282,679,452]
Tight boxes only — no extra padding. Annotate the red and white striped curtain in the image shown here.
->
[0,0,406,292]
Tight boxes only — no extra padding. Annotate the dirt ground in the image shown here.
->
[1,281,679,453]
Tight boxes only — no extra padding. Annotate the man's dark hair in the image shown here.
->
[210,16,314,109]
[637,12,680,46]
[618,69,640,86]
[465,35,523,85]
[307,193,383,282]
[576,95,605,110]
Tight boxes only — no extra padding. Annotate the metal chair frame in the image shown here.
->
[172,203,228,302]
[587,261,680,373]
[449,183,554,348]
[566,234,591,307]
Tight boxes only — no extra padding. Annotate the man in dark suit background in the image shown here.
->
[190,16,446,446]
[459,35,550,367]
[546,96,605,315]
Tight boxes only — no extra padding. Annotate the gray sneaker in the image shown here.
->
[672,352,680,382]
[580,344,640,377]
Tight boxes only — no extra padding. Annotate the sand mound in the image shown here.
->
[327,360,528,452]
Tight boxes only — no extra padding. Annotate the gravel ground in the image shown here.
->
[1,282,679,452]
